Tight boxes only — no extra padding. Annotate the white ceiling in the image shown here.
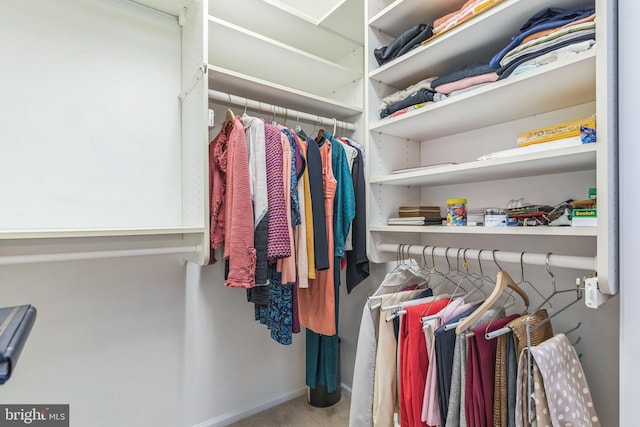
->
[261,0,348,24]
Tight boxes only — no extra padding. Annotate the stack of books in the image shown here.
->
[387,216,445,226]
[389,206,445,225]
[398,206,442,218]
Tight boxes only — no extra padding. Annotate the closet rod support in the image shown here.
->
[208,89,357,131]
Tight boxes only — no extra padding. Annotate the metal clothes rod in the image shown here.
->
[208,89,357,132]
[0,245,199,266]
[376,243,596,272]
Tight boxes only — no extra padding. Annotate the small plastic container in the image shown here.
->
[447,198,467,226]
[484,208,507,227]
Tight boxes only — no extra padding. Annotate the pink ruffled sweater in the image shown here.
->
[223,116,256,288]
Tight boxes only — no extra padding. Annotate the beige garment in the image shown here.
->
[373,290,431,427]
[531,334,601,426]
[497,309,554,426]
[516,349,552,427]
[379,77,437,108]
[494,334,509,427]
[516,334,601,427]
[295,176,309,288]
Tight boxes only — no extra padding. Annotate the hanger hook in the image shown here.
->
[477,249,486,277]
[492,249,503,271]
[519,252,526,282]
[431,246,437,272]
[243,98,248,115]
[405,244,413,261]
[456,248,463,271]
[332,118,337,136]
[422,246,429,270]
[444,247,453,273]
[545,252,557,292]
[463,248,470,272]
[227,93,232,108]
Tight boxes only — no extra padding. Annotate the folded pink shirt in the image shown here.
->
[434,72,499,95]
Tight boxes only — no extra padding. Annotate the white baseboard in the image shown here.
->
[341,382,352,397]
[191,387,307,427]
[192,383,352,427]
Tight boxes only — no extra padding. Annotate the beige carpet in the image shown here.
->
[228,394,350,427]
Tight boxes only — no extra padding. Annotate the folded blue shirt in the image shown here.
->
[490,6,595,69]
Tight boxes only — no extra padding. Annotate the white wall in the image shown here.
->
[0,255,187,427]
[183,260,306,427]
[0,0,183,231]
[0,255,307,427]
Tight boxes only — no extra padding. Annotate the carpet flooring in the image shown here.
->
[228,394,350,426]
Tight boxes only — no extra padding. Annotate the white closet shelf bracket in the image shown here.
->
[0,245,199,266]
[208,89,357,131]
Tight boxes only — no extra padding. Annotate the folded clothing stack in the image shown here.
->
[431,63,499,96]
[376,6,597,121]
[491,6,596,80]
[374,23,433,66]
[432,0,504,36]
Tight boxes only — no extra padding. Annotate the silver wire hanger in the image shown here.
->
[524,253,583,423]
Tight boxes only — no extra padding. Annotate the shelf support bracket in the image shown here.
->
[584,277,612,308]
[179,63,208,101]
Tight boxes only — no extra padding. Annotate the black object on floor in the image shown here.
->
[307,339,341,407]
[0,304,37,385]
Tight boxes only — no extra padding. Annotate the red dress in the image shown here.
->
[400,299,451,427]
